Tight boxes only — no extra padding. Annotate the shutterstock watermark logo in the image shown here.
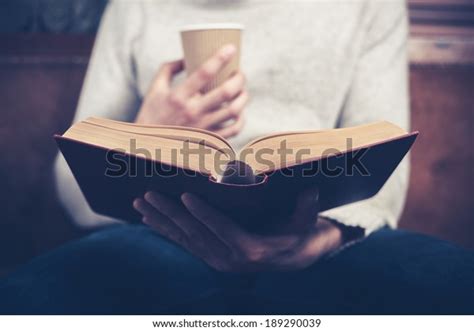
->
[104,138,370,179]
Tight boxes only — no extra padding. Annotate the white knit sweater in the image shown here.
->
[54,0,410,234]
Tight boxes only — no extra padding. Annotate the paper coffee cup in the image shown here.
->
[180,23,243,93]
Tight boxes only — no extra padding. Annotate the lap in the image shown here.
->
[253,228,474,314]
[0,224,231,314]
[1,225,472,314]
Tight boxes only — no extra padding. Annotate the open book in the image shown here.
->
[56,117,417,231]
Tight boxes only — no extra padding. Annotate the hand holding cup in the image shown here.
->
[135,24,247,139]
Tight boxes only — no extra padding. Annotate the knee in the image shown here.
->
[3,224,213,291]
[74,224,210,276]
[0,224,218,313]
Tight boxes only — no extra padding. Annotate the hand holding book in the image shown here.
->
[133,189,345,272]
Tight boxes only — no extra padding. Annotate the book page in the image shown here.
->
[237,121,408,174]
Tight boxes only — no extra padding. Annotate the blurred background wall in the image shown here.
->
[0,0,106,33]
[0,0,473,274]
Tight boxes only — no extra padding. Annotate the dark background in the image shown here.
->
[0,0,106,33]
[0,0,473,274]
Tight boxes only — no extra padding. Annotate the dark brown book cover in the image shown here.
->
[55,132,417,232]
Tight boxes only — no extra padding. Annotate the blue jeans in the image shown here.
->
[0,225,473,314]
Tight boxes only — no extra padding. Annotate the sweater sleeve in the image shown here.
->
[320,1,410,235]
[54,1,144,228]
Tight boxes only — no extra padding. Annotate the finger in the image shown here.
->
[145,192,189,220]
[144,192,197,235]
[198,72,246,112]
[176,44,237,97]
[153,59,184,92]
[145,192,233,259]
[199,90,249,130]
[290,187,320,230]
[142,216,187,246]
[133,198,185,243]
[133,197,159,218]
[214,114,245,138]
[181,192,246,248]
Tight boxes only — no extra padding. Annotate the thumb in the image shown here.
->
[153,59,184,92]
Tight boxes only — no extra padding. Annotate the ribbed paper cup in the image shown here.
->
[180,23,243,93]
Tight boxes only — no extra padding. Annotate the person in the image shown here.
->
[0,0,473,314]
